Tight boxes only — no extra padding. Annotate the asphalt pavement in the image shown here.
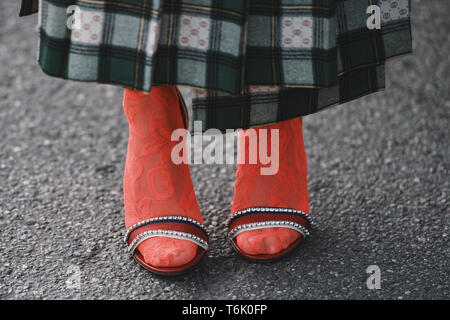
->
[0,0,448,299]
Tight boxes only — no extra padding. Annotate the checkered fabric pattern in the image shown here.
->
[20,0,412,132]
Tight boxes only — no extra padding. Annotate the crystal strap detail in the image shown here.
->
[124,215,207,243]
[229,207,314,225]
[228,220,310,240]
[127,230,209,254]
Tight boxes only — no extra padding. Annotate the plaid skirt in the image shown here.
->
[20,0,412,132]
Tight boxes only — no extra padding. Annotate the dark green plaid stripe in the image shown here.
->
[21,0,412,132]
[193,63,386,133]
[19,0,38,16]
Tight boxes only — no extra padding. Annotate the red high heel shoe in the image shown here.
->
[228,117,313,261]
[122,86,208,275]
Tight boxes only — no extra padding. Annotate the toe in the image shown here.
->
[236,227,301,256]
[138,237,197,267]
[263,234,282,254]
[236,232,257,255]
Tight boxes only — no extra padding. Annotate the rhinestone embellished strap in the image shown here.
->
[229,207,314,225]
[228,220,310,240]
[124,215,208,243]
[128,230,209,254]
[228,207,313,240]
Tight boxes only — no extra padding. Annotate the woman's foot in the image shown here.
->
[235,228,301,255]
[123,86,202,268]
[231,117,309,256]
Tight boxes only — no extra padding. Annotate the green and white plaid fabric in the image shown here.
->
[20,0,412,132]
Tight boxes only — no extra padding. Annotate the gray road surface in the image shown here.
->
[0,0,448,299]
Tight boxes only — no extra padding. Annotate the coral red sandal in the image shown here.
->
[227,207,313,262]
[122,86,207,275]
[124,216,209,275]
[228,117,313,261]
